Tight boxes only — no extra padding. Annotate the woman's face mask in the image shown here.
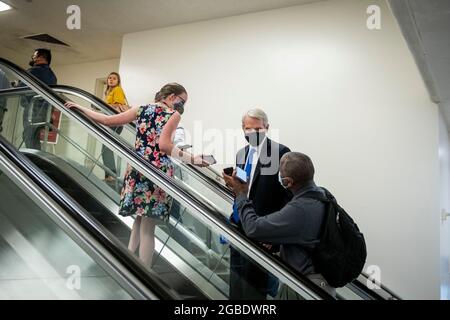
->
[172,95,186,115]
[173,101,185,115]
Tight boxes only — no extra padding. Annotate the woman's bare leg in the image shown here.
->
[128,215,142,253]
[138,216,156,268]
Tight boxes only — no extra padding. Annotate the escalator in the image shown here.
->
[0,139,178,300]
[21,149,214,299]
[48,85,400,300]
[0,57,399,300]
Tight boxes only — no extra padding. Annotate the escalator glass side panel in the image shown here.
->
[0,166,133,300]
[53,90,233,217]
[46,81,399,300]
[0,61,329,300]
[55,86,396,301]
[0,84,213,299]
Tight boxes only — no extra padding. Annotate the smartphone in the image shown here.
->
[177,144,192,151]
[201,154,217,165]
[235,167,248,183]
[223,167,234,176]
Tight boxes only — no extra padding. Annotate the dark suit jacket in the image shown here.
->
[235,138,292,219]
[229,138,291,298]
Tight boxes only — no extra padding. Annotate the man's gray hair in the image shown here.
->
[242,108,269,128]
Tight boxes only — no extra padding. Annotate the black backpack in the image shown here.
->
[302,187,367,288]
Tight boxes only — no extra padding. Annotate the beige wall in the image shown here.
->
[118,0,440,299]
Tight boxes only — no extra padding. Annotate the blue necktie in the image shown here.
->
[232,147,256,223]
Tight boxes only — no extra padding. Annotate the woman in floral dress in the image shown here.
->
[65,83,210,267]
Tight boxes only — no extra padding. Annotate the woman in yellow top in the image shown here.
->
[103,72,129,183]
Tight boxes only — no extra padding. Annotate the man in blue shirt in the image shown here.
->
[22,48,57,150]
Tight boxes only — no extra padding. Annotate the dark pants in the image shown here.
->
[22,100,50,150]
[0,99,6,133]
[102,126,123,178]
[229,247,268,300]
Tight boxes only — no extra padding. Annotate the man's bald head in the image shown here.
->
[280,152,315,189]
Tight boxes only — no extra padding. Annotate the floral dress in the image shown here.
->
[118,104,175,222]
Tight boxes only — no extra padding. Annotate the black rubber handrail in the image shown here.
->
[49,84,235,201]
[1,58,403,300]
[0,85,234,200]
[0,57,333,300]
[42,86,400,300]
[0,136,180,300]
[51,84,134,125]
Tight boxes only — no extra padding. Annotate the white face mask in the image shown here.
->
[278,172,289,189]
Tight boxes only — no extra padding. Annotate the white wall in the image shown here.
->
[52,58,120,94]
[119,0,440,299]
[439,109,450,299]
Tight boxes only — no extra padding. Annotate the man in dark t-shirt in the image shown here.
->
[22,48,57,150]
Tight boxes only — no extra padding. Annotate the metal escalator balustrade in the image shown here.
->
[40,84,401,300]
[0,138,178,300]
[0,85,229,299]
[0,57,332,300]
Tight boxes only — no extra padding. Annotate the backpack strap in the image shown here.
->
[300,188,339,245]
[301,187,338,204]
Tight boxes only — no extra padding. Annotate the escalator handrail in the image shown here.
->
[51,84,130,121]
[0,136,180,300]
[3,59,402,301]
[0,85,235,203]
[50,85,234,201]
[51,80,402,301]
[0,85,234,201]
[47,87,403,301]
[358,272,401,300]
[0,57,332,300]
[1,86,398,300]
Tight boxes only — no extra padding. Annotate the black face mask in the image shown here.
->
[173,101,185,115]
[29,60,35,67]
[245,131,266,147]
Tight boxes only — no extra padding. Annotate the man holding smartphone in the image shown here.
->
[223,108,291,300]
[226,152,337,298]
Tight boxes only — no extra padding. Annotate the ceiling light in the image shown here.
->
[0,1,12,12]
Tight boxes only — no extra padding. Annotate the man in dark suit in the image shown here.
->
[223,108,291,299]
